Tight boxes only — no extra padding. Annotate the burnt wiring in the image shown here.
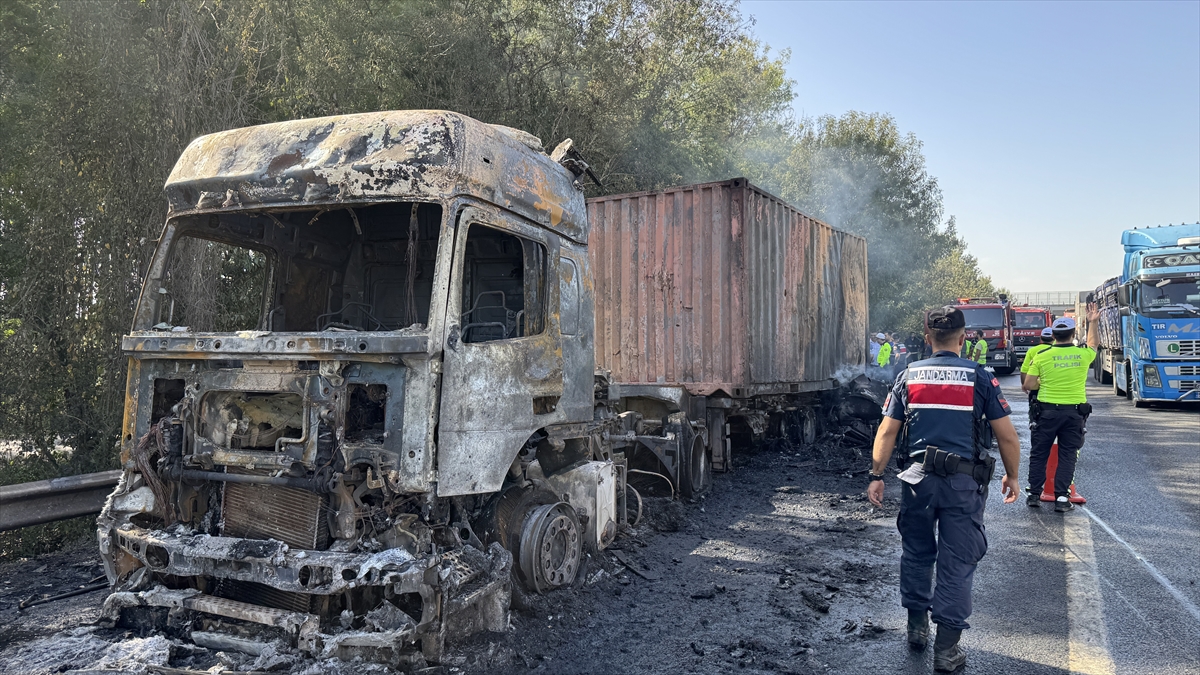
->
[131,419,178,525]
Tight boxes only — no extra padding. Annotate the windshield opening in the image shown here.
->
[960,307,1005,329]
[1014,312,1047,329]
[1138,278,1200,315]
[161,238,269,331]
[143,202,444,332]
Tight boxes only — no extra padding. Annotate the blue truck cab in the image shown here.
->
[1108,223,1200,405]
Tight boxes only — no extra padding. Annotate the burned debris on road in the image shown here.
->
[1,435,901,675]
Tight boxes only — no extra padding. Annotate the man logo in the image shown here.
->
[1168,323,1195,333]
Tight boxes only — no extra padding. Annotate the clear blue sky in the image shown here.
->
[742,0,1200,294]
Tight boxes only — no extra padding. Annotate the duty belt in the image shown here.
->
[1040,402,1086,410]
[917,446,997,489]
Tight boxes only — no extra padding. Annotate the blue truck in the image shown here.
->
[1085,223,1200,406]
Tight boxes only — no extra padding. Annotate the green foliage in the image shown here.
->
[745,113,999,332]
[0,0,995,502]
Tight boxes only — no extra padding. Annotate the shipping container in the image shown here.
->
[587,178,868,398]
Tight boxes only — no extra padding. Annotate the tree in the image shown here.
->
[745,112,998,332]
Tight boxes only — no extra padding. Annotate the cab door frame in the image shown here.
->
[435,205,566,496]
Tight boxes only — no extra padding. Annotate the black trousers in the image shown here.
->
[1029,409,1084,497]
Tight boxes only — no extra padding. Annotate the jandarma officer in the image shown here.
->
[1021,316,1097,512]
[867,306,1022,672]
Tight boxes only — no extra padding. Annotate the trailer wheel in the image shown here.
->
[783,409,818,446]
[679,431,711,499]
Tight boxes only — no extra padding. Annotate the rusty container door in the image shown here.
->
[587,178,867,397]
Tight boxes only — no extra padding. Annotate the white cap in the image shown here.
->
[875,333,886,340]
[1053,317,1076,330]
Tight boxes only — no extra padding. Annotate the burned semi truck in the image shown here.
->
[97,110,867,664]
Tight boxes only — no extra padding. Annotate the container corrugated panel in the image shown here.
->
[588,178,868,397]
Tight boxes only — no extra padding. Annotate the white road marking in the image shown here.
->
[1064,512,1116,675]
[1082,506,1200,624]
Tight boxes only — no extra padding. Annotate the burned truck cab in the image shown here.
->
[98,111,611,661]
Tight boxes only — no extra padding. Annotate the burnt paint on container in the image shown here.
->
[587,178,868,397]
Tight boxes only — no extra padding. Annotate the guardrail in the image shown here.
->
[0,470,121,531]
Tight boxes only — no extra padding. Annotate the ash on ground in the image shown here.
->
[0,435,910,675]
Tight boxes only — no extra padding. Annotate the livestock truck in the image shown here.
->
[1012,306,1054,366]
[1083,224,1200,405]
[96,110,868,664]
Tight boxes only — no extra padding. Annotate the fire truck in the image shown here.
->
[947,296,1016,374]
[1012,306,1054,365]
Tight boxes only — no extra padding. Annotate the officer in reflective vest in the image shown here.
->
[1022,316,1097,512]
[1019,327,1054,389]
[963,330,988,365]
[867,306,1022,673]
[876,333,893,367]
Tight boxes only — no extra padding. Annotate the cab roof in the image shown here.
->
[163,110,588,243]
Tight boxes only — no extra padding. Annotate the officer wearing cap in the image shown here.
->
[1022,316,1098,512]
[1020,327,1055,388]
[876,333,893,368]
[867,306,1022,672]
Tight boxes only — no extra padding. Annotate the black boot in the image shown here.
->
[906,609,929,651]
[1026,492,1041,508]
[933,625,966,672]
[1055,496,1075,512]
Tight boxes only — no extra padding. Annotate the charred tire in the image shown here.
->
[517,502,583,593]
[679,428,711,499]
[783,408,818,447]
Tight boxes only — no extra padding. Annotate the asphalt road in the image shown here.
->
[1,373,1196,675]
[831,372,1200,675]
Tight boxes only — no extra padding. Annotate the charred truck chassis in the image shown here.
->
[98,111,782,664]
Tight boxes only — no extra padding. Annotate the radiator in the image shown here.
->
[218,470,331,612]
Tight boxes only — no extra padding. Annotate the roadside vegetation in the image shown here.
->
[0,0,997,553]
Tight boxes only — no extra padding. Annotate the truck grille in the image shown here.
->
[1179,380,1200,392]
[215,579,314,614]
[221,472,330,550]
[218,469,330,613]
[1180,366,1200,376]
[1178,341,1200,357]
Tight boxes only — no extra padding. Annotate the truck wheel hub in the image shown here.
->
[518,502,581,593]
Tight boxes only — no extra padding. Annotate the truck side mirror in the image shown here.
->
[1119,306,1130,317]
[1117,284,1130,307]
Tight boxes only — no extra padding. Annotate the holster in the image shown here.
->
[973,456,997,486]
[1077,402,1092,435]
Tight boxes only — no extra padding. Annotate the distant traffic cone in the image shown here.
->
[1040,443,1087,504]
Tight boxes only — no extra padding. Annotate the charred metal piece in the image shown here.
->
[18,581,109,611]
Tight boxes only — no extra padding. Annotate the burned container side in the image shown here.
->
[587,181,744,395]
[587,178,868,398]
